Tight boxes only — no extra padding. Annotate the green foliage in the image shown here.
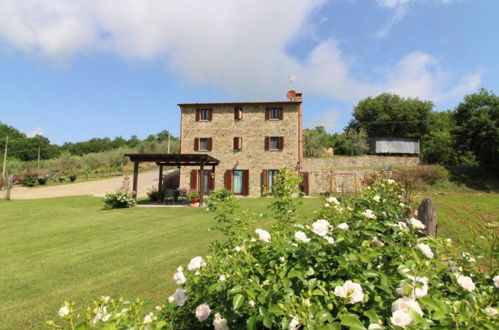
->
[352,93,433,138]
[269,168,303,230]
[207,189,251,247]
[103,191,136,209]
[69,174,77,182]
[22,175,37,187]
[54,180,497,329]
[303,126,335,157]
[453,89,499,171]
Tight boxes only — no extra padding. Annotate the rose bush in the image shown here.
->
[50,172,497,329]
[103,190,136,209]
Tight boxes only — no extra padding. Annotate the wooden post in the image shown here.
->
[5,175,12,201]
[2,136,8,180]
[132,161,139,197]
[417,198,438,236]
[37,147,41,175]
[199,163,204,207]
[158,164,163,193]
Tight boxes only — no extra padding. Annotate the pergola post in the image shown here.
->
[199,162,205,207]
[158,164,164,193]
[132,161,139,197]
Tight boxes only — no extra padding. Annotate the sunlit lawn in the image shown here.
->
[1,185,497,329]
[0,196,321,329]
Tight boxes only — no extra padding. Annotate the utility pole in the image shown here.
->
[2,136,8,180]
[167,132,171,153]
[37,147,41,174]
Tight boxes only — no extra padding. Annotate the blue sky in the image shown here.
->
[0,0,497,144]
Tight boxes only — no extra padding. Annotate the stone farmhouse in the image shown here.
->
[177,93,420,197]
[178,93,305,197]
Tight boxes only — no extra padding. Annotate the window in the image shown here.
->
[233,170,243,194]
[233,137,242,151]
[225,169,249,195]
[196,108,212,121]
[234,107,243,120]
[201,170,211,194]
[266,107,282,120]
[199,138,209,151]
[270,137,279,150]
[268,170,279,192]
[265,136,283,151]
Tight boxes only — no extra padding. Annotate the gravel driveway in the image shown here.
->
[9,170,164,199]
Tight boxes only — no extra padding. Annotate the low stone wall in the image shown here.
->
[302,156,421,195]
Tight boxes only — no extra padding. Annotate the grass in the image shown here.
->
[0,196,321,329]
[1,183,497,329]
[414,182,498,269]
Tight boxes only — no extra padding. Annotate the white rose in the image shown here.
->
[334,280,364,304]
[195,303,211,322]
[213,313,229,330]
[218,275,226,282]
[373,195,381,202]
[188,256,204,271]
[362,209,376,219]
[248,300,255,307]
[288,316,300,330]
[168,295,174,303]
[58,305,70,318]
[294,231,311,243]
[396,276,428,298]
[324,236,335,244]
[173,288,188,306]
[408,218,425,230]
[327,196,340,205]
[324,203,331,208]
[390,309,413,328]
[337,223,349,230]
[234,246,242,252]
[457,275,476,292]
[397,222,409,232]
[143,312,154,325]
[255,229,271,243]
[416,243,434,259]
[399,202,405,208]
[312,219,331,237]
[392,297,423,316]
[386,179,396,184]
[485,307,498,317]
[494,275,499,288]
[279,256,285,262]
[371,236,385,247]
[173,269,186,285]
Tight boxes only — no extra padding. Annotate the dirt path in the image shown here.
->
[9,170,167,199]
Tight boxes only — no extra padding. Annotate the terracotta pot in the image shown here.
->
[191,197,199,203]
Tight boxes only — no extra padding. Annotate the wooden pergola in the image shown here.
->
[124,153,220,206]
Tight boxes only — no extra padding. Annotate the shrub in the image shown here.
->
[37,177,47,185]
[147,188,165,202]
[22,175,37,187]
[69,174,77,182]
[103,191,136,209]
[50,179,498,329]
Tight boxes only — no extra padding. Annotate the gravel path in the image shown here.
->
[9,170,165,199]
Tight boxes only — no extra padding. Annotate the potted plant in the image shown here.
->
[188,190,200,204]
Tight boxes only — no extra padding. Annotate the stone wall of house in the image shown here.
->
[179,102,302,196]
[301,156,421,195]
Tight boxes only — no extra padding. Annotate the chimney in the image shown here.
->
[294,92,303,101]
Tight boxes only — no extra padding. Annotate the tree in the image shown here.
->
[453,89,499,171]
[351,93,432,138]
[303,126,334,157]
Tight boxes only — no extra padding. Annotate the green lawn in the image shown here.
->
[1,187,497,329]
[0,196,321,329]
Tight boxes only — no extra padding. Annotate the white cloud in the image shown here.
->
[374,0,461,38]
[27,127,44,137]
[0,0,479,108]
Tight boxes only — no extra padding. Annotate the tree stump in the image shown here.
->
[417,198,437,236]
